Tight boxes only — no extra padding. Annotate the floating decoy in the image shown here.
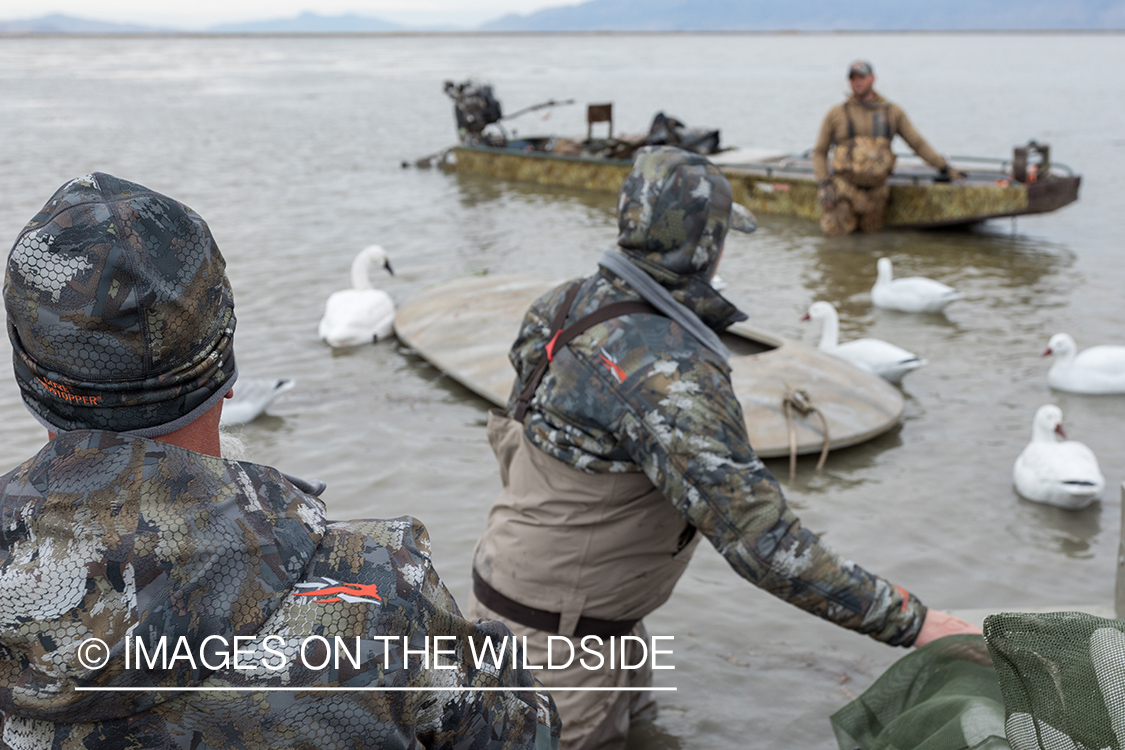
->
[871,257,960,313]
[1013,404,1104,509]
[220,378,296,426]
[802,301,925,384]
[318,245,396,347]
[1043,333,1125,394]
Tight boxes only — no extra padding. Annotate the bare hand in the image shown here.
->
[914,609,982,647]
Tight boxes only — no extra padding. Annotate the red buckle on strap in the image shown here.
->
[545,330,562,361]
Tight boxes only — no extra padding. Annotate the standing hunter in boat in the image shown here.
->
[468,146,980,750]
[814,59,966,236]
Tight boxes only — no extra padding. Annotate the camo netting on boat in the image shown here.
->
[984,611,1125,750]
[830,634,1009,750]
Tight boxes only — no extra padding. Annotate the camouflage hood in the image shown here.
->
[0,431,325,724]
[615,146,749,330]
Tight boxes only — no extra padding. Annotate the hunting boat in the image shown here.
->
[394,273,904,460]
[433,80,1079,229]
[442,142,1080,229]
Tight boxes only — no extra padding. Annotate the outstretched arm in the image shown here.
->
[591,349,927,647]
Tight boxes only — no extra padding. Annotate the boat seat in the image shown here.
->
[587,103,613,140]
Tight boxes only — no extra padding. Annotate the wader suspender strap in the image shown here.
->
[511,283,660,422]
[845,104,890,140]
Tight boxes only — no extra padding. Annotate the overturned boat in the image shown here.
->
[394,273,904,459]
[434,82,1080,229]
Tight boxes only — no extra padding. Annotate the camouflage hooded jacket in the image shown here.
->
[508,148,926,646]
[0,431,559,749]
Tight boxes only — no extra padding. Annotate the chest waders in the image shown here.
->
[473,279,701,639]
[831,105,896,188]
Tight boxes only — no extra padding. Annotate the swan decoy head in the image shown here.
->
[360,245,394,275]
[350,245,394,290]
[876,257,893,282]
[802,300,837,322]
[1042,332,1075,358]
[1032,404,1066,442]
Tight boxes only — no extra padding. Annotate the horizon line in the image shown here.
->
[3,28,1125,37]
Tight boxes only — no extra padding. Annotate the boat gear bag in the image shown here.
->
[646,111,721,155]
[832,107,896,187]
[475,278,702,637]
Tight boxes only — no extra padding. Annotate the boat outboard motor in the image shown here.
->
[443,79,504,146]
[646,111,721,155]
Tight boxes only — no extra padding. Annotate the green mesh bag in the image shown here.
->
[984,611,1125,750]
[831,634,1010,750]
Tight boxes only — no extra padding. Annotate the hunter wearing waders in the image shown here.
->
[469,146,978,750]
[814,59,965,236]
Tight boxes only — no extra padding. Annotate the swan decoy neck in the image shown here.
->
[876,257,893,283]
[804,301,840,349]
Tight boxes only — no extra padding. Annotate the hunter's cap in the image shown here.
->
[4,172,237,437]
[848,60,874,78]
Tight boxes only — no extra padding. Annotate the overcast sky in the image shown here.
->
[0,0,568,28]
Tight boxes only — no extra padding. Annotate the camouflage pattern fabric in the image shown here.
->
[507,148,925,646]
[0,431,559,749]
[820,177,891,236]
[813,93,948,184]
[4,173,237,437]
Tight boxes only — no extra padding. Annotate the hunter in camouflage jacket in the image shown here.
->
[0,431,559,749]
[507,147,926,647]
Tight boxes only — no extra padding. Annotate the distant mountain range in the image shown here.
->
[486,0,1125,30]
[0,13,160,33]
[208,12,404,33]
[3,1,1125,34]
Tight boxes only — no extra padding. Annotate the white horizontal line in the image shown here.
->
[75,686,675,693]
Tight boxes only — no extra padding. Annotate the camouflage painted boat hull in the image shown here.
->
[444,145,1080,229]
[395,273,903,458]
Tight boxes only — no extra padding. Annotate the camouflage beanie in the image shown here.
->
[4,173,237,437]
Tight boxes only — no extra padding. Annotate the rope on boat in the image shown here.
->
[783,386,831,481]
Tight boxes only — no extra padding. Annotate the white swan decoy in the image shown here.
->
[871,257,960,313]
[1013,404,1104,509]
[802,301,926,384]
[1043,333,1125,394]
[220,378,296,426]
[318,245,396,348]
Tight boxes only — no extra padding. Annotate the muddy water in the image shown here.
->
[1,32,1123,747]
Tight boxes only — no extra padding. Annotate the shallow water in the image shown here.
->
[1,32,1123,747]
